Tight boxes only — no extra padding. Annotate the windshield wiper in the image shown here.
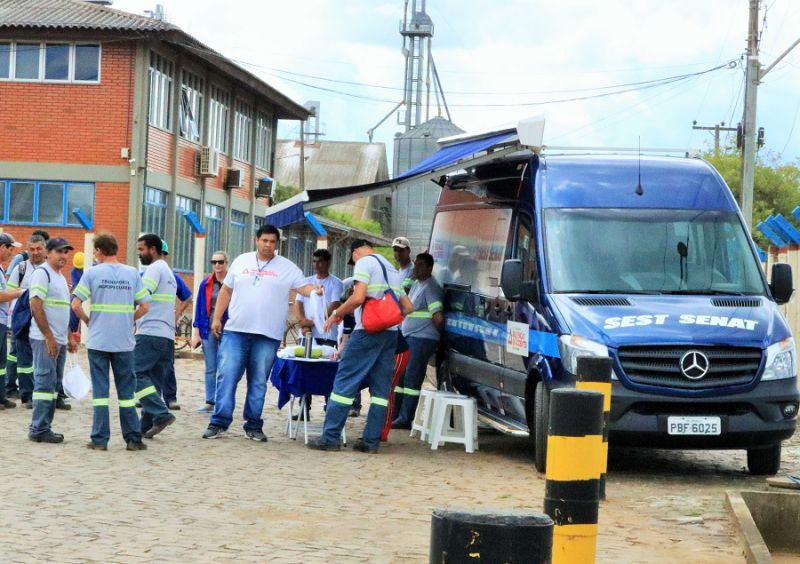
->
[665,289,746,296]
[560,290,663,295]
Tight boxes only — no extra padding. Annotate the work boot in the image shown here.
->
[29,431,64,444]
[86,442,108,451]
[391,420,411,430]
[143,414,176,439]
[352,438,379,454]
[306,437,341,451]
[245,429,268,442]
[167,401,181,411]
[56,397,72,410]
[126,440,148,451]
[23,400,32,409]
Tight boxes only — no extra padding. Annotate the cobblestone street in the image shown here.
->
[0,351,797,563]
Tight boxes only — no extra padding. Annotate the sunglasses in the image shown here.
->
[210,259,226,265]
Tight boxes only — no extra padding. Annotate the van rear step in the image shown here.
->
[478,411,530,437]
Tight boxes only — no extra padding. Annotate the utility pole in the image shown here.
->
[741,0,760,229]
[692,121,737,156]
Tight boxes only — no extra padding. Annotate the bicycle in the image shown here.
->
[174,314,193,352]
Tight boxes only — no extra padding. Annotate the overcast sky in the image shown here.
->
[116,0,800,171]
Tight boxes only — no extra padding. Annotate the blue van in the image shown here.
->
[430,153,798,475]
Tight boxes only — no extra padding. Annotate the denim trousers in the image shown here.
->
[210,330,278,432]
[29,339,66,437]
[202,335,220,405]
[133,334,173,432]
[393,337,439,425]
[0,324,7,402]
[9,334,34,402]
[88,349,142,445]
[321,330,396,449]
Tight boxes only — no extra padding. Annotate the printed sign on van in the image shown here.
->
[506,321,530,355]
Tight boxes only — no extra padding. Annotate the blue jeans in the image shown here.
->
[202,336,220,404]
[393,337,439,426]
[133,334,173,433]
[210,330,278,432]
[29,339,66,437]
[321,330,396,449]
[88,349,141,445]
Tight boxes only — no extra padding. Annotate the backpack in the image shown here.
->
[11,267,50,340]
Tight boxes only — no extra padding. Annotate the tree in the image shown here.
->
[703,150,800,246]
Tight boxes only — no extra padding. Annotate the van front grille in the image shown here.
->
[617,345,762,390]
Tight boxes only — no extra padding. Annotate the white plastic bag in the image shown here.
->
[305,291,332,339]
[63,355,91,400]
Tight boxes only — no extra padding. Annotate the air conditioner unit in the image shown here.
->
[255,176,273,199]
[198,146,219,177]
[225,168,243,189]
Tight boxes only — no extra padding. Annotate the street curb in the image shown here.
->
[725,490,772,564]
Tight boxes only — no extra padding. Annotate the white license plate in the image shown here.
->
[667,416,721,436]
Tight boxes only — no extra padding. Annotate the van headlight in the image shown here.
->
[558,335,609,375]
[761,338,796,381]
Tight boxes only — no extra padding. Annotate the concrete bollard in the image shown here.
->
[544,389,604,564]
[429,508,553,563]
[575,356,612,499]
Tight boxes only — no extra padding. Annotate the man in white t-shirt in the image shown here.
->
[203,225,321,442]
[294,248,343,346]
[308,239,414,454]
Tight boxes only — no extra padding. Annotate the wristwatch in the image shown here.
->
[332,309,339,319]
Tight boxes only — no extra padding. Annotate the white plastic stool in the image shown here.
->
[429,394,479,453]
[410,389,438,442]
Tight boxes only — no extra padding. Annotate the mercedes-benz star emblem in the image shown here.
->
[679,350,710,380]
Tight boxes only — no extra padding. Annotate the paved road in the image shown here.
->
[0,351,796,562]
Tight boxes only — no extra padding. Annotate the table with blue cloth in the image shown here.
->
[270,355,340,442]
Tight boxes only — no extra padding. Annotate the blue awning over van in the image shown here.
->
[265,130,521,228]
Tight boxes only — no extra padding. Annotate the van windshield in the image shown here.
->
[544,208,767,295]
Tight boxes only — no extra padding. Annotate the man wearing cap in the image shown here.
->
[0,233,23,411]
[72,233,150,451]
[157,239,192,411]
[392,237,414,293]
[28,237,78,443]
[308,239,414,453]
[133,233,177,438]
[7,234,49,407]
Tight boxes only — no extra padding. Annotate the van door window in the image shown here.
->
[430,207,512,296]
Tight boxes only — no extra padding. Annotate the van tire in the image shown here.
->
[533,381,549,473]
[746,443,782,475]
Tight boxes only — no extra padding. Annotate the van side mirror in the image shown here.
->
[501,259,540,303]
[501,259,522,300]
[770,263,794,305]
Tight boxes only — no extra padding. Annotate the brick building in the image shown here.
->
[0,0,309,286]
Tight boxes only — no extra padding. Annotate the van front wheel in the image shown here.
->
[746,443,782,475]
[532,380,549,473]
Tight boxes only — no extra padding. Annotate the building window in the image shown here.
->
[174,195,200,272]
[209,85,230,153]
[180,70,203,143]
[255,110,274,170]
[233,100,253,162]
[142,186,167,237]
[204,203,224,265]
[229,210,248,258]
[0,42,100,83]
[1,180,94,225]
[149,52,174,130]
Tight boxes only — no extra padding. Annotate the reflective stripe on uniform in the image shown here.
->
[329,392,354,406]
[7,282,18,289]
[90,304,135,313]
[118,398,136,408]
[44,298,70,308]
[367,283,404,294]
[17,366,33,374]
[150,294,174,302]
[393,387,420,396]
[428,301,443,311]
[135,385,157,399]
[29,284,49,296]
[394,386,403,394]
[0,368,5,376]
[74,285,90,300]
[32,392,56,401]
[371,396,389,407]
[92,398,109,407]
[134,289,149,300]
[6,354,16,363]
[407,311,433,319]
[143,277,157,291]
[353,273,370,283]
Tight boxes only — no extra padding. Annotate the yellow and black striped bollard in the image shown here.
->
[544,388,604,564]
[575,356,612,499]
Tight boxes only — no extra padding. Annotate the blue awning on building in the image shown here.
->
[265,127,525,227]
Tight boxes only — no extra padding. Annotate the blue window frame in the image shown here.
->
[174,195,199,272]
[1,179,94,226]
[204,203,224,266]
[142,186,168,237]
[228,210,248,259]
